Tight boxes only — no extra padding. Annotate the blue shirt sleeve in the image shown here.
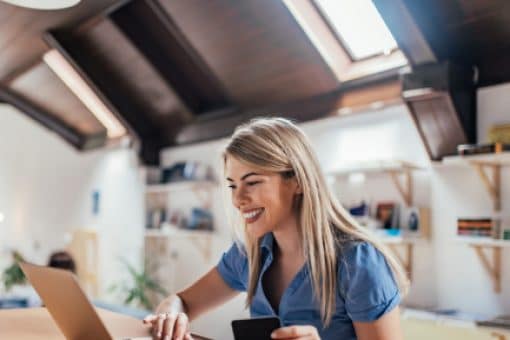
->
[338,241,401,322]
[216,242,249,291]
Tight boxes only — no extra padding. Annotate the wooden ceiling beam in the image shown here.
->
[373,0,436,66]
[110,0,232,115]
[0,85,103,150]
[43,30,162,163]
[176,70,402,144]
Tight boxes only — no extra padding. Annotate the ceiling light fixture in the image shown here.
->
[0,0,80,10]
[43,49,126,138]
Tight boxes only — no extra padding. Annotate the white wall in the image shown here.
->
[0,104,145,300]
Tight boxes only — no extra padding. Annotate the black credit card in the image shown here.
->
[231,316,281,340]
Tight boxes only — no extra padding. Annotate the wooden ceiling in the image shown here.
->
[1,0,510,164]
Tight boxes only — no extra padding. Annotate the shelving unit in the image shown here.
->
[455,237,510,293]
[328,160,428,281]
[380,236,422,281]
[440,152,510,293]
[441,152,510,212]
[328,160,423,206]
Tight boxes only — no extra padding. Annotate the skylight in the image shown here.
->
[315,0,398,60]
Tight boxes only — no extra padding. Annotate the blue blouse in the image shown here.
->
[217,232,400,340]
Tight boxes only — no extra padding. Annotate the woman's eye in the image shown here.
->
[228,185,236,190]
[247,181,261,186]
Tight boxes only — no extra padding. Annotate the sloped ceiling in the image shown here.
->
[1,0,510,164]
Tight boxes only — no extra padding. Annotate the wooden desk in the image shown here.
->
[0,307,212,339]
[0,307,151,339]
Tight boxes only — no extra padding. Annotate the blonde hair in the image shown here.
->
[222,117,409,326]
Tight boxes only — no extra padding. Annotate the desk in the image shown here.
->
[0,307,151,339]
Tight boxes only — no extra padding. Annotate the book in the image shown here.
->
[457,142,510,155]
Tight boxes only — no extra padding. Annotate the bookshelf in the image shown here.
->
[438,152,509,293]
[146,180,218,195]
[440,152,510,211]
[328,160,423,206]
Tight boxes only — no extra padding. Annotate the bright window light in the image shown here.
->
[43,49,126,139]
[315,0,398,60]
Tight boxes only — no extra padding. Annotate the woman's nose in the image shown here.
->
[233,187,250,207]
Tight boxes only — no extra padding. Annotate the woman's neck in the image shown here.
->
[271,215,303,260]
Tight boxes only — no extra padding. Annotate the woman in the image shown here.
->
[144,117,408,340]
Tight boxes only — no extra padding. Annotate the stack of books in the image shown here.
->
[457,218,495,237]
[457,142,510,156]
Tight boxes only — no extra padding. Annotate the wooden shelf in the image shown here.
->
[146,180,218,194]
[379,236,424,281]
[145,228,217,261]
[441,152,510,167]
[328,160,423,206]
[328,160,422,175]
[455,237,510,293]
[440,152,509,212]
[455,237,510,248]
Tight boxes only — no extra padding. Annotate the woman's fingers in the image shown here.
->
[173,313,190,340]
[162,313,176,339]
[271,325,319,339]
[143,312,191,340]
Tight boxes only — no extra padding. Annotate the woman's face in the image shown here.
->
[225,156,301,238]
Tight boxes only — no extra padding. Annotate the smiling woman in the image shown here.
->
[144,117,408,340]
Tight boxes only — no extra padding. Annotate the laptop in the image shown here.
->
[20,261,211,340]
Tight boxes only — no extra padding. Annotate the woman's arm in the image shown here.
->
[156,266,240,320]
[144,267,240,339]
[353,307,403,340]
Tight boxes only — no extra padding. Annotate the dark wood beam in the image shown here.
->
[373,0,436,66]
[110,0,232,115]
[176,70,402,144]
[0,85,105,150]
[43,31,155,162]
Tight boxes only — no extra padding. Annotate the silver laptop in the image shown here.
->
[20,262,210,340]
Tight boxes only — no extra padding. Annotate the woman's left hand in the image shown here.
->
[271,325,320,339]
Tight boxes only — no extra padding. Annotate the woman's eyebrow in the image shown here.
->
[226,172,260,182]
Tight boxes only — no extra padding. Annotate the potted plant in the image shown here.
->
[110,259,168,311]
[2,250,27,292]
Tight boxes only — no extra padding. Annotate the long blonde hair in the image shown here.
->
[222,117,409,326]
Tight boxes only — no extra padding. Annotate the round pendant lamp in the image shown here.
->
[0,0,80,10]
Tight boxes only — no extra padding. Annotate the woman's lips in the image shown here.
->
[243,208,264,224]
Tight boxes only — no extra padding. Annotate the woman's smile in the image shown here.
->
[243,208,265,224]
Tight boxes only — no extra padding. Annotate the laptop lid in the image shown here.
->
[20,261,113,340]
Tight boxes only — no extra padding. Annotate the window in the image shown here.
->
[314,0,398,60]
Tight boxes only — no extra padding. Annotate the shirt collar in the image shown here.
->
[260,232,274,254]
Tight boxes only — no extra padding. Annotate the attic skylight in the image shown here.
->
[314,0,397,60]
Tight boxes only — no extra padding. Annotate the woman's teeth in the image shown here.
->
[243,208,263,219]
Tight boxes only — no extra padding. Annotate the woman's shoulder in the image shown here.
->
[336,240,394,281]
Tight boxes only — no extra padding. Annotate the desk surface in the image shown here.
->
[0,307,151,339]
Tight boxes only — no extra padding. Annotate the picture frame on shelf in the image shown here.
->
[375,202,399,229]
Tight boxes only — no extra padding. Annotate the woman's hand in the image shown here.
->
[143,294,192,340]
[271,325,320,339]
[143,312,192,340]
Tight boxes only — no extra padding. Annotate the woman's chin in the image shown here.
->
[246,223,267,239]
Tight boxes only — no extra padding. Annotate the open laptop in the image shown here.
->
[20,261,211,340]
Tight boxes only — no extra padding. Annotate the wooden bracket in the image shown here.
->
[388,243,414,281]
[472,163,501,211]
[471,245,501,293]
[189,235,213,262]
[388,168,413,206]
